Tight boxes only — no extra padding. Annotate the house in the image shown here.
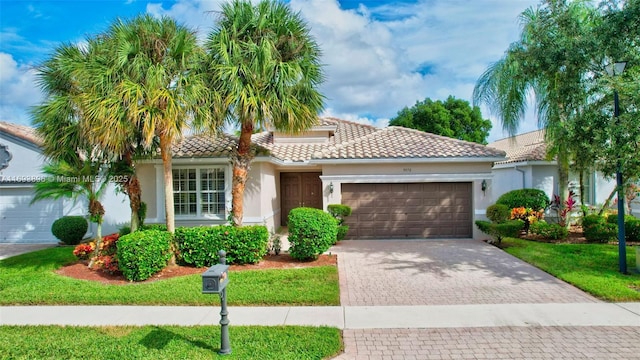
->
[0,121,129,244]
[488,129,628,211]
[137,118,506,239]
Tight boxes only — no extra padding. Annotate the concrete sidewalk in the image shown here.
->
[2,303,639,328]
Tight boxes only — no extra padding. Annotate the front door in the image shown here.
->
[281,172,322,225]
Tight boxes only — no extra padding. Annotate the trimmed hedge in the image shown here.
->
[51,216,88,245]
[529,221,568,240]
[328,204,352,242]
[117,230,172,281]
[476,220,524,244]
[174,225,269,267]
[288,207,338,260]
[582,214,616,243]
[496,189,549,210]
[486,204,510,223]
[626,219,640,242]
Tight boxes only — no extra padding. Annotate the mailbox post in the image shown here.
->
[202,250,231,355]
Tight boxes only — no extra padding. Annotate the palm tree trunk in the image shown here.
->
[87,200,105,269]
[231,122,254,227]
[160,135,175,234]
[557,151,570,228]
[122,151,142,232]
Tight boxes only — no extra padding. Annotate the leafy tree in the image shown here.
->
[473,0,599,218]
[389,96,492,144]
[205,0,325,226]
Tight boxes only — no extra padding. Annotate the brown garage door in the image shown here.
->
[341,182,472,239]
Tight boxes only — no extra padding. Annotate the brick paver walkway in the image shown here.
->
[332,240,598,306]
[334,326,640,360]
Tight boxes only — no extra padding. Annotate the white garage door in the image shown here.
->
[0,187,62,243]
[342,182,473,239]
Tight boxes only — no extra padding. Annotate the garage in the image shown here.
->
[341,182,472,239]
[0,187,62,243]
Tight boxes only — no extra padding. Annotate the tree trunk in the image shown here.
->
[599,187,618,216]
[557,151,570,228]
[122,151,142,232]
[159,135,175,234]
[87,200,105,269]
[231,122,255,227]
[159,134,177,266]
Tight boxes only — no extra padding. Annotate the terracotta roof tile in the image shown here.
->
[0,121,43,146]
[488,129,550,164]
[171,133,237,158]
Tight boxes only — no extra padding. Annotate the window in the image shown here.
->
[173,167,226,217]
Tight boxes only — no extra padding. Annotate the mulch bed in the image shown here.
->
[56,253,337,285]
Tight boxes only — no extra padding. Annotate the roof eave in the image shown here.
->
[308,156,506,164]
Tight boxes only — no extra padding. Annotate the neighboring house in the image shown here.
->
[0,121,129,244]
[138,118,506,239]
[488,129,625,211]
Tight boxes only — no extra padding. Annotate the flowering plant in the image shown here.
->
[510,207,544,233]
[72,233,121,274]
[73,242,95,260]
[552,190,577,227]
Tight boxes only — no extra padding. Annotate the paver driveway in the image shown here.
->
[331,239,598,306]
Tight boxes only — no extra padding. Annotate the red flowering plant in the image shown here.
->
[72,233,121,274]
[73,242,95,260]
[551,190,577,227]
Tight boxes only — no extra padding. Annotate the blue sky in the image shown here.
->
[1,0,541,142]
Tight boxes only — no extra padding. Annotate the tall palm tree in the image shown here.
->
[205,0,325,226]
[473,0,597,213]
[97,14,220,233]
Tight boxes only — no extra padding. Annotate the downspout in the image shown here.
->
[515,166,526,189]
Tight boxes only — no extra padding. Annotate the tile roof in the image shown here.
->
[253,117,505,162]
[171,132,237,158]
[488,129,550,164]
[0,121,43,146]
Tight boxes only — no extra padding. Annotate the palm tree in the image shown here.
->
[205,0,325,226]
[97,14,220,233]
[473,0,597,214]
[31,160,110,268]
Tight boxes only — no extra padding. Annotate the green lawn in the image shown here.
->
[0,325,342,360]
[0,247,339,306]
[501,237,640,301]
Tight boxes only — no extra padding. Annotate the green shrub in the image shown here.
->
[327,204,352,242]
[118,225,131,236]
[606,214,636,224]
[626,219,640,242]
[225,225,269,264]
[336,225,349,241]
[327,204,352,224]
[174,225,268,267]
[51,216,88,245]
[496,189,550,210]
[529,221,568,240]
[486,204,510,223]
[117,230,172,281]
[476,220,524,245]
[582,215,616,243]
[288,207,338,260]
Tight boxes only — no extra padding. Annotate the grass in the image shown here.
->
[0,325,342,360]
[501,237,640,301]
[0,247,339,306]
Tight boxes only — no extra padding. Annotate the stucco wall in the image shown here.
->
[0,135,46,179]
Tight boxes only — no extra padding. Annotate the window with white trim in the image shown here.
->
[173,167,226,217]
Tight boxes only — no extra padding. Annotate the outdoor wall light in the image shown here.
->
[481,179,487,194]
[329,182,334,194]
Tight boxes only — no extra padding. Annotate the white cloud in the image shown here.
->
[0,53,42,124]
[108,0,544,141]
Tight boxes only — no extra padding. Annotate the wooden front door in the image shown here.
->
[281,172,322,225]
